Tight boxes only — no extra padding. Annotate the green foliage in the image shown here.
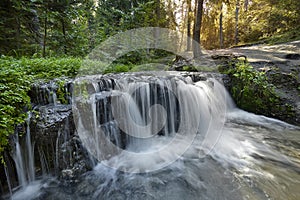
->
[104,64,131,74]
[224,62,280,114]
[57,80,68,104]
[0,0,174,57]
[181,66,197,72]
[112,49,173,66]
[2,56,82,80]
[0,56,82,162]
[0,59,32,162]
[112,51,148,65]
[0,0,41,56]
[0,0,92,57]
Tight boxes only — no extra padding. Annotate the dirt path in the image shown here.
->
[210,40,300,72]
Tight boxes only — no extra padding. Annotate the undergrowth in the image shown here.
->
[220,62,280,114]
[0,56,81,162]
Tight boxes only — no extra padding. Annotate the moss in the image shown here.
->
[57,80,68,105]
[221,62,281,115]
[183,66,197,72]
[219,61,299,123]
[104,64,130,74]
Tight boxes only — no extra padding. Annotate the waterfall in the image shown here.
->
[13,134,27,188]
[73,72,230,172]
[3,72,300,200]
[13,113,36,189]
[4,164,12,197]
[26,113,35,182]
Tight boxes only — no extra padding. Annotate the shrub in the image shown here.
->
[0,56,81,162]
[223,62,280,114]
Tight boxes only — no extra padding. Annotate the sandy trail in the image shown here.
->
[209,40,300,71]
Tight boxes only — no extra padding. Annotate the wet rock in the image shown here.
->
[28,91,94,181]
[170,55,194,71]
[29,78,73,106]
[31,104,73,140]
[61,169,75,179]
[285,53,300,60]
[265,68,300,125]
[27,78,130,184]
[57,135,93,182]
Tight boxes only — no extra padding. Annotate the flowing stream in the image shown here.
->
[3,72,300,200]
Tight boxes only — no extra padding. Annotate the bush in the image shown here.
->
[0,56,82,162]
[0,59,31,162]
[222,62,280,114]
[104,64,130,74]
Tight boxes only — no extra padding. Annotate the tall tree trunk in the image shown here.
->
[179,0,186,50]
[193,0,204,58]
[187,0,192,51]
[155,0,161,25]
[153,0,160,50]
[30,9,42,44]
[167,0,177,28]
[219,4,224,49]
[235,0,240,45]
[61,18,67,54]
[16,16,21,51]
[42,15,47,57]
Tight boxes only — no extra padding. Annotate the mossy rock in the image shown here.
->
[220,61,300,126]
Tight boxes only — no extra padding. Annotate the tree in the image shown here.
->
[0,0,41,56]
[219,3,224,49]
[1,0,300,56]
[193,0,204,58]
[186,0,193,51]
[234,0,240,45]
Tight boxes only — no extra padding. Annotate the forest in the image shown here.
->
[1,0,300,160]
[1,1,300,199]
[1,0,300,57]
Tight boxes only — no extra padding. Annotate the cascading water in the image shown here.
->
[13,134,27,189]
[13,113,35,188]
[26,113,35,183]
[2,72,300,200]
[73,72,228,171]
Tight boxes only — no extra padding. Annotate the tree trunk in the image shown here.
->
[153,0,160,50]
[42,15,47,57]
[16,16,21,51]
[219,4,224,49]
[155,0,161,25]
[235,0,240,45]
[61,18,67,55]
[179,0,186,50]
[187,0,192,51]
[167,0,177,29]
[193,0,204,58]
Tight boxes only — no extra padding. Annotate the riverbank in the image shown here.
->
[209,41,300,126]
